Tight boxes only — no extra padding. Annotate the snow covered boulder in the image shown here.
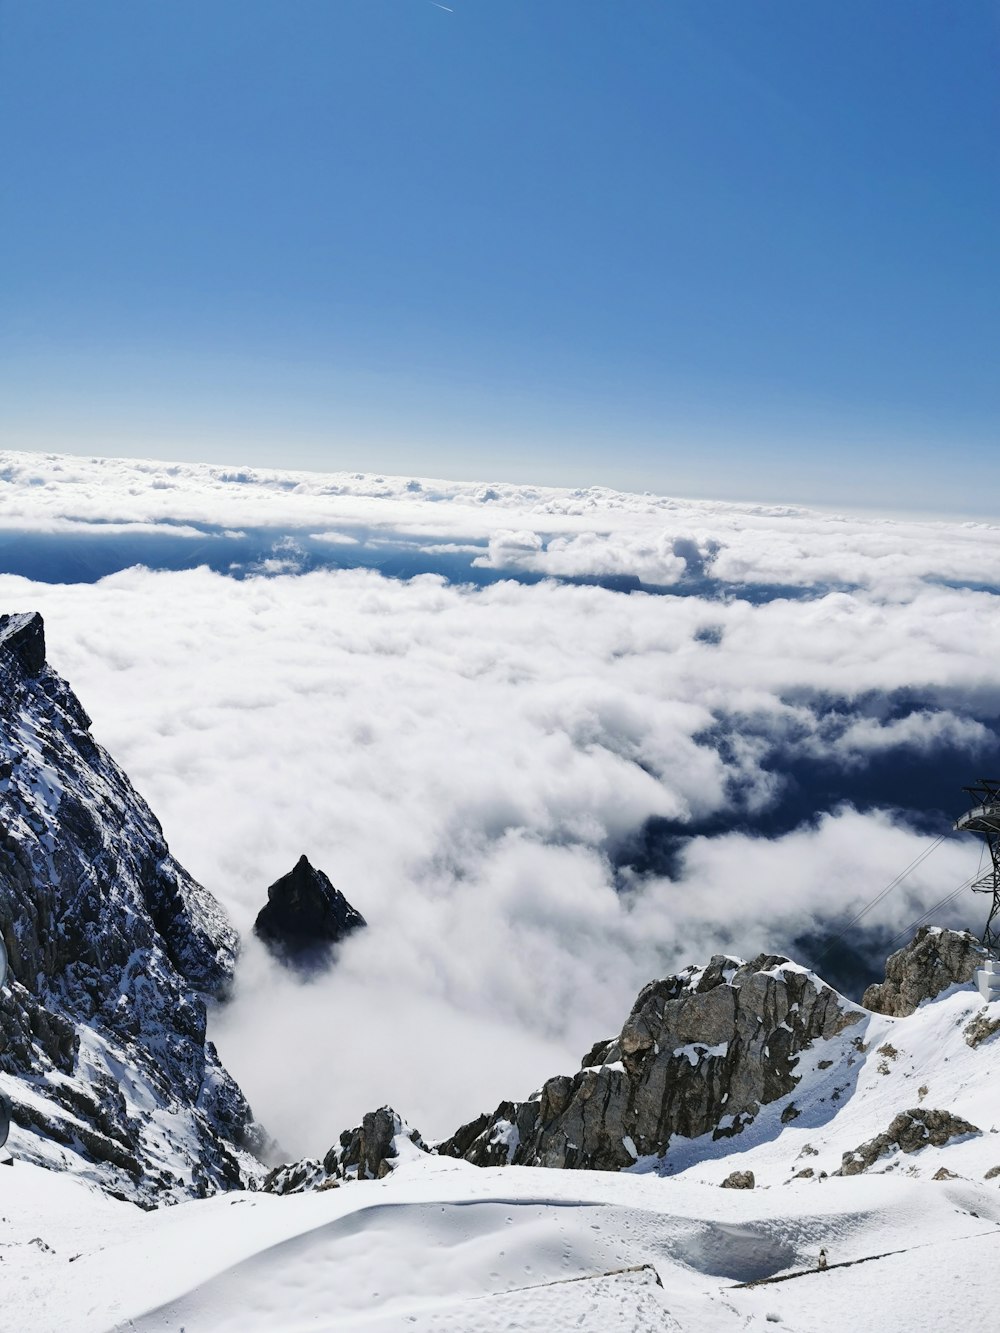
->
[720,1170,755,1189]
[862,926,986,1017]
[261,1156,328,1195]
[837,1108,981,1176]
[964,1010,1000,1048]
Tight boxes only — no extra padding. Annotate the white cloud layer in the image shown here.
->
[3,449,1000,593]
[0,451,998,1155]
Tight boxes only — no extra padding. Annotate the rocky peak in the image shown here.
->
[0,611,46,676]
[0,612,263,1203]
[264,1106,427,1195]
[861,926,985,1017]
[257,925,994,1196]
[254,854,366,969]
[436,951,863,1173]
[265,950,866,1192]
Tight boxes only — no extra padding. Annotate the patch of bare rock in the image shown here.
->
[721,1169,755,1189]
[862,926,986,1017]
[265,1107,424,1193]
[438,953,861,1171]
[253,854,366,971]
[838,1108,980,1176]
[964,1010,1000,1049]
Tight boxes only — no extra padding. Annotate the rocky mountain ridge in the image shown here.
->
[439,952,862,1171]
[0,613,263,1203]
[265,924,994,1193]
[2,608,994,1213]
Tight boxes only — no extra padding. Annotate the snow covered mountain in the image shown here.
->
[3,604,1000,1329]
[260,925,991,1190]
[0,612,263,1203]
[5,922,1000,1331]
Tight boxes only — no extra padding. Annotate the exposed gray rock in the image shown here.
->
[254,855,366,970]
[580,1038,614,1070]
[439,953,862,1172]
[262,1156,327,1195]
[862,927,985,1017]
[721,1169,755,1189]
[933,1166,958,1180]
[838,1108,980,1176]
[0,612,264,1203]
[964,1010,1000,1049]
[0,613,46,676]
[264,1106,428,1194]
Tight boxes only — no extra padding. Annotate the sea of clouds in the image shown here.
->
[1,450,998,1156]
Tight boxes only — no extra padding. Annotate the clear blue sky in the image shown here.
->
[2,1,998,512]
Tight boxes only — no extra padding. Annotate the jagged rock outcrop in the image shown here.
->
[862,926,985,1017]
[258,930,991,1196]
[0,612,264,1203]
[264,1106,427,1195]
[0,612,45,676]
[838,1108,980,1175]
[965,1010,1000,1048]
[439,953,863,1172]
[254,854,366,969]
[261,1155,328,1196]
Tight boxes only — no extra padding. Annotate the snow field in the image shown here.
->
[4,1147,1000,1332]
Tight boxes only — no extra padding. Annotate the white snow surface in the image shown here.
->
[5,979,1000,1332]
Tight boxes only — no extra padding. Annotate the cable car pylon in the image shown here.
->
[955,778,1000,955]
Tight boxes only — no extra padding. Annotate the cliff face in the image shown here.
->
[439,953,863,1171]
[861,925,986,1016]
[0,613,262,1204]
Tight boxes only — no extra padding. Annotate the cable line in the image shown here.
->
[813,833,946,966]
[882,872,979,952]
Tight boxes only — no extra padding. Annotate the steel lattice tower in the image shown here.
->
[956,779,1000,954]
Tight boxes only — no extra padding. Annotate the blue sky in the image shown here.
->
[2,1,997,512]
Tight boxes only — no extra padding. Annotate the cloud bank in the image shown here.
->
[0,451,997,1155]
[3,449,1000,595]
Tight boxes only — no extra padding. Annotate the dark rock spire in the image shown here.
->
[0,612,46,676]
[254,855,366,969]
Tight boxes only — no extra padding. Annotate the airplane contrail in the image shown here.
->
[430,1,454,10]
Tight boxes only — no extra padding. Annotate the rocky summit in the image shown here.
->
[254,854,366,969]
[438,952,863,1171]
[0,612,263,1204]
[861,924,986,1016]
[263,925,999,1197]
[269,949,876,1191]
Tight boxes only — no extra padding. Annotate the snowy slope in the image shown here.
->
[4,973,999,1332]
